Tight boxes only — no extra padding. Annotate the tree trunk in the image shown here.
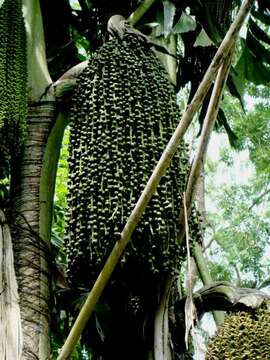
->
[0,210,22,360]
[10,100,56,360]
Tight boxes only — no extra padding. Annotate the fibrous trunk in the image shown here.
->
[10,101,55,360]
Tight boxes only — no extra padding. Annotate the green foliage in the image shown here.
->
[51,128,69,272]
[172,12,196,34]
[236,44,270,85]
[208,259,234,283]
[53,129,69,238]
[194,29,214,47]
[204,83,270,288]
[208,183,269,283]
[235,88,270,176]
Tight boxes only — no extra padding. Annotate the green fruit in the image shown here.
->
[0,0,27,178]
[65,34,202,286]
[206,302,270,359]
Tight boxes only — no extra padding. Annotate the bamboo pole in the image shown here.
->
[57,1,254,358]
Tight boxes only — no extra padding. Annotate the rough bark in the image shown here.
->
[10,100,56,360]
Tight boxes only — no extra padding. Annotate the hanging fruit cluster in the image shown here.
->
[65,34,202,287]
[206,302,270,359]
[0,0,27,178]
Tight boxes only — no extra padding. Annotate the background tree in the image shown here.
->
[204,83,270,289]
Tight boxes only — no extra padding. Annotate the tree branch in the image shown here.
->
[234,264,242,287]
[248,188,270,211]
[203,234,215,251]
